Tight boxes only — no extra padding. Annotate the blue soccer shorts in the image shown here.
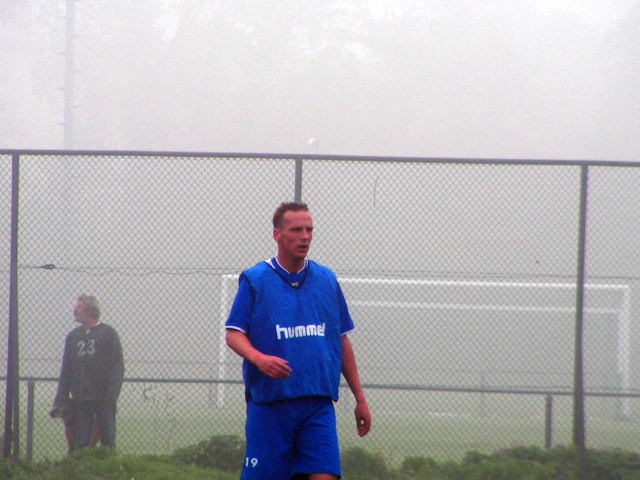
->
[241,396,341,480]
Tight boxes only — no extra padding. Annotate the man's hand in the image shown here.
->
[49,404,65,418]
[355,400,371,437]
[50,399,73,420]
[254,353,292,380]
[226,330,292,379]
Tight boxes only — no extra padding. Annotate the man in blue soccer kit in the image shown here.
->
[226,202,371,480]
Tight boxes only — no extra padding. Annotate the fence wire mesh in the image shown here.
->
[2,151,640,464]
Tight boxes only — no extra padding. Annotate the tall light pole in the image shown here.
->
[63,0,75,149]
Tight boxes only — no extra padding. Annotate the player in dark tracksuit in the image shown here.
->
[54,294,124,451]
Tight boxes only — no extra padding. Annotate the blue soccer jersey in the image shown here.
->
[225,258,354,403]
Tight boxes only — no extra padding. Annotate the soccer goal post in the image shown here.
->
[214,275,631,413]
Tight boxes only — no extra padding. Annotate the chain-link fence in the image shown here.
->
[2,150,640,464]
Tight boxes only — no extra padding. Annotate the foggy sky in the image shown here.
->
[1,0,639,160]
[2,0,640,405]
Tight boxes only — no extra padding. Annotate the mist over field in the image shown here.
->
[2,0,640,383]
[1,1,639,160]
[3,3,640,461]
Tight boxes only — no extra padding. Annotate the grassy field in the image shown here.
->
[8,443,640,480]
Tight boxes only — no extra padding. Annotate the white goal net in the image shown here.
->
[215,274,631,413]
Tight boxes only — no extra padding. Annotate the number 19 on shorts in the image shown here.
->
[245,457,258,468]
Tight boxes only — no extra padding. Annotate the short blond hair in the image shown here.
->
[272,202,309,228]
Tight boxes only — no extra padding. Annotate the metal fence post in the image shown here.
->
[26,381,35,460]
[573,164,589,476]
[544,395,553,449]
[12,383,19,460]
[3,153,20,460]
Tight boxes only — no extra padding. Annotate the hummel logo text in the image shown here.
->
[276,323,325,340]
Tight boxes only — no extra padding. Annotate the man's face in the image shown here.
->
[274,210,313,263]
[73,301,89,325]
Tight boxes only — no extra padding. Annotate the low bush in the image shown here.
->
[341,446,390,479]
[1,447,237,480]
[342,445,640,479]
[171,433,245,472]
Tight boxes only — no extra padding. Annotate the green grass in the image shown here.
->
[0,447,238,480]
[6,443,640,480]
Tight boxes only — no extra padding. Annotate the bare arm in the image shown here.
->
[341,335,371,437]
[225,329,292,380]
